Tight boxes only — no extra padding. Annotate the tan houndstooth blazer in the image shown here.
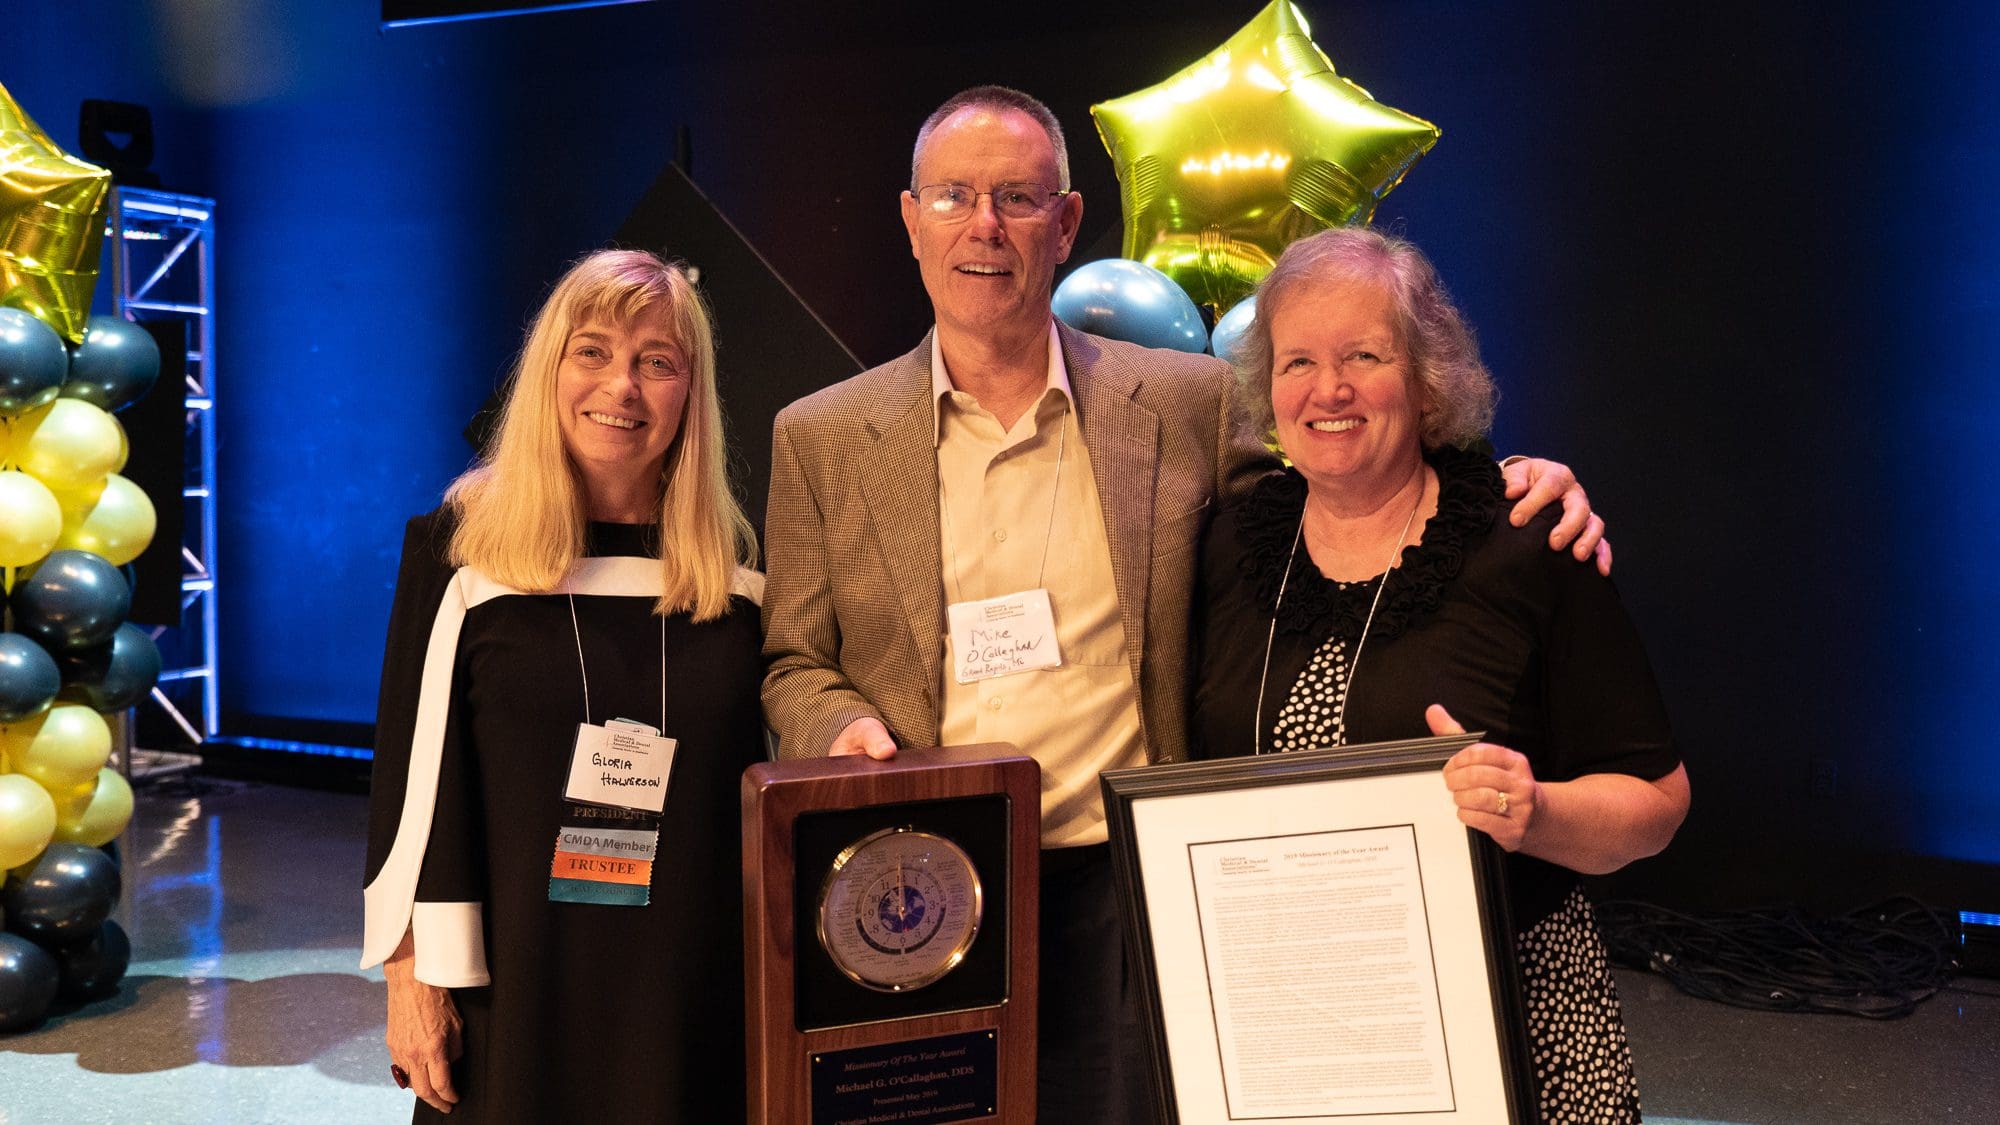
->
[760,321,1277,763]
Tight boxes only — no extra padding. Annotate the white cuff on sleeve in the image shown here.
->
[411,901,490,988]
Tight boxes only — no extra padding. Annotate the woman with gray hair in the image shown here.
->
[1191,226,1689,1122]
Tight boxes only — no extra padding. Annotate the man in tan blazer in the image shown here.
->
[762,307,1272,764]
[761,85,1602,1122]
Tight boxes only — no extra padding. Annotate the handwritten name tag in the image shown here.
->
[563,722,675,813]
[947,587,1063,684]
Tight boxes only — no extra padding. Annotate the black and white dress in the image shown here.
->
[362,511,765,1122]
[1192,448,1678,1122]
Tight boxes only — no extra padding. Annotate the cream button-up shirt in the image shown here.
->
[932,322,1144,848]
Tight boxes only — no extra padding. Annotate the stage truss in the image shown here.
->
[108,187,218,778]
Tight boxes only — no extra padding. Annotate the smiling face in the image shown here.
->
[555,306,690,504]
[1268,280,1426,497]
[900,106,1082,347]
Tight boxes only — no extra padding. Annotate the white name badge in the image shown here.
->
[947,587,1064,684]
[564,722,675,813]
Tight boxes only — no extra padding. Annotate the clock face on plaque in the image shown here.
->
[817,827,984,992]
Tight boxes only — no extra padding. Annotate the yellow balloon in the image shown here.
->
[57,471,155,565]
[52,767,132,847]
[0,772,58,869]
[0,704,111,792]
[0,468,61,566]
[1091,0,1441,309]
[113,416,128,473]
[50,774,93,819]
[10,398,122,491]
[54,473,103,512]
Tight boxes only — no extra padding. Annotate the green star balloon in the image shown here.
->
[1091,1,1440,311]
[1,82,114,344]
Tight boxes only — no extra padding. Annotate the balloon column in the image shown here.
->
[0,85,151,1031]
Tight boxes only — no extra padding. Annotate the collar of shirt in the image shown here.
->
[930,319,1074,446]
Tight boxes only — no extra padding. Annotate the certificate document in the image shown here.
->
[1190,825,1450,1116]
[1102,736,1530,1125]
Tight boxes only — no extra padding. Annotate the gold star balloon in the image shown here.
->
[1091,1,1440,310]
[1,81,113,344]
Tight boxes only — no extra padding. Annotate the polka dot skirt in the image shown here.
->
[1518,887,1643,1122]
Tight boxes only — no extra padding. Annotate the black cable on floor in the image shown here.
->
[1595,897,1959,1019]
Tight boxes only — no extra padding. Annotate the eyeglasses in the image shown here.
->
[913,182,1070,222]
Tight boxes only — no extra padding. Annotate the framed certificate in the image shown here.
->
[1100,734,1532,1124]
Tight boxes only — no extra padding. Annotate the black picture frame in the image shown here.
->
[1101,733,1534,1124]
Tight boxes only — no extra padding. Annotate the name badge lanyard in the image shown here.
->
[1252,469,1426,755]
[547,594,671,907]
[567,593,665,732]
[939,402,1069,605]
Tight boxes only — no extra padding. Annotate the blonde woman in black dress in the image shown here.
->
[361,250,762,1120]
[1193,227,1690,1122]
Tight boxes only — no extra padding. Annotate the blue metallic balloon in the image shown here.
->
[62,316,160,414]
[0,307,68,416]
[1052,259,1209,354]
[0,933,59,1032]
[57,623,161,712]
[10,551,131,652]
[1209,295,1259,367]
[0,632,61,722]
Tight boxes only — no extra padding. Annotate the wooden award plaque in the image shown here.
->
[743,744,1040,1125]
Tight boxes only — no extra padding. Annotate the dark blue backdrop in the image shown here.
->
[9,0,1997,906]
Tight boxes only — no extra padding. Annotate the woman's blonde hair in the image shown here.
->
[445,249,756,621]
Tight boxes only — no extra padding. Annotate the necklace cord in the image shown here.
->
[569,593,590,725]
[1255,465,1428,753]
[940,399,1070,602]
[569,588,671,732]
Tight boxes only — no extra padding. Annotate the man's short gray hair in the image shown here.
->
[911,85,1070,192]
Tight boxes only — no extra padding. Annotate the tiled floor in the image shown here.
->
[0,779,1993,1124]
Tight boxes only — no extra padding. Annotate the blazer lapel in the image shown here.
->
[1061,324,1159,684]
[858,339,945,714]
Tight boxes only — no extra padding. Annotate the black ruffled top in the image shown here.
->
[1233,445,1505,642]
[1191,447,1678,929]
